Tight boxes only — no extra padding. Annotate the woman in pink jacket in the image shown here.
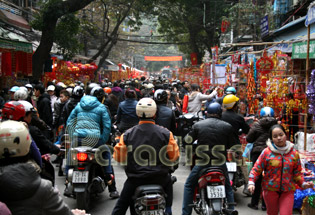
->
[248,124,314,215]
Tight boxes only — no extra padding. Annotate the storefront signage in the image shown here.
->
[292,41,315,59]
[260,15,269,37]
[305,4,315,26]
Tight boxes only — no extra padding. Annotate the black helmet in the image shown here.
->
[86,83,99,95]
[72,86,84,98]
[101,82,108,88]
[90,86,105,102]
[207,102,222,116]
[154,89,168,102]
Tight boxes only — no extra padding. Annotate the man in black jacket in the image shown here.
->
[34,84,53,128]
[182,102,237,215]
[154,89,176,134]
[112,98,179,215]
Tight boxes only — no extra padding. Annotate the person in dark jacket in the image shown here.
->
[222,94,250,195]
[246,107,277,211]
[34,84,53,127]
[61,86,84,125]
[154,89,176,134]
[19,100,60,156]
[0,121,85,215]
[112,98,179,215]
[116,89,139,132]
[53,89,70,130]
[182,103,237,215]
[111,82,123,102]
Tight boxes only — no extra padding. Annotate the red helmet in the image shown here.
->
[2,101,26,121]
[104,87,112,94]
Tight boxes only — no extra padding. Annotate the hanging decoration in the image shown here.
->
[256,50,274,74]
[306,70,315,120]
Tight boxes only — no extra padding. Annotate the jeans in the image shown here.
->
[182,164,234,215]
[263,190,294,215]
[112,175,173,215]
[65,138,112,176]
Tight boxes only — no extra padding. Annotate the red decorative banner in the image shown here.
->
[144,56,183,61]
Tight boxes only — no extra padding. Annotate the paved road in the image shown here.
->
[54,154,271,215]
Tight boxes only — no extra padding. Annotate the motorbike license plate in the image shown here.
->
[73,171,89,183]
[143,210,162,215]
[207,185,226,199]
[226,162,237,172]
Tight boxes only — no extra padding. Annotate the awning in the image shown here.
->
[0,9,30,31]
[0,37,33,53]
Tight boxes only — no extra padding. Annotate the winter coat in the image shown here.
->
[114,120,179,179]
[249,140,304,192]
[111,86,123,102]
[67,95,111,144]
[116,98,139,124]
[246,117,277,156]
[61,97,81,125]
[29,125,60,155]
[187,91,217,117]
[52,99,66,129]
[0,163,72,215]
[37,93,53,126]
[221,109,250,145]
[186,117,238,162]
[155,104,176,134]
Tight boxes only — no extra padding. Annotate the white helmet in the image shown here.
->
[136,98,157,118]
[14,89,28,101]
[0,120,31,159]
[19,101,36,113]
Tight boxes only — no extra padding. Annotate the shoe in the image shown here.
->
[243,185,252,197]
[262,205,267,211]
[63,184,73,197]
[171,175,177,184]
[52,156,61,164]
[109,191,120,199]
[247,203,258,210]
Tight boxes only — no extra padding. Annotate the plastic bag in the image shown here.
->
[242,143,253,158]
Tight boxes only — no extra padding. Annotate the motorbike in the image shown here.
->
[67,146,110,211]
[133,184,167,215]
[193,166,238,215]
[177,112,202,148]
[226,150,246,192]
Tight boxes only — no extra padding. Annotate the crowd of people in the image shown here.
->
[0,76,314,215]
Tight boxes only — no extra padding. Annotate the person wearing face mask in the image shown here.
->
[248,124,314,215]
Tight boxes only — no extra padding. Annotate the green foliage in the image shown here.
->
[54,14,83,60]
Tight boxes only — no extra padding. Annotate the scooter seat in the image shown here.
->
[198,167,225,178]
[133,185,165,199]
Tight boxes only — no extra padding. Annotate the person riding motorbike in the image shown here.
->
[64,88,117,198]
[187,84,218,118]
[1,101,42,167]
[112,98,179,215]
[182,102,237,215]
[116,89,139,133]
[222,94,251,195]
[153,89,176,134]
[0,120,86,215]
[216,86,236,105]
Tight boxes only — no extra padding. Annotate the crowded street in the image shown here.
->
[1,0,315,215]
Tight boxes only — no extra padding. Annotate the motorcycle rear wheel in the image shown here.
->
[76,191,90,211]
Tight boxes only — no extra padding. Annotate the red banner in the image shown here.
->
[190,53,198,66]
[144,56,183,61]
